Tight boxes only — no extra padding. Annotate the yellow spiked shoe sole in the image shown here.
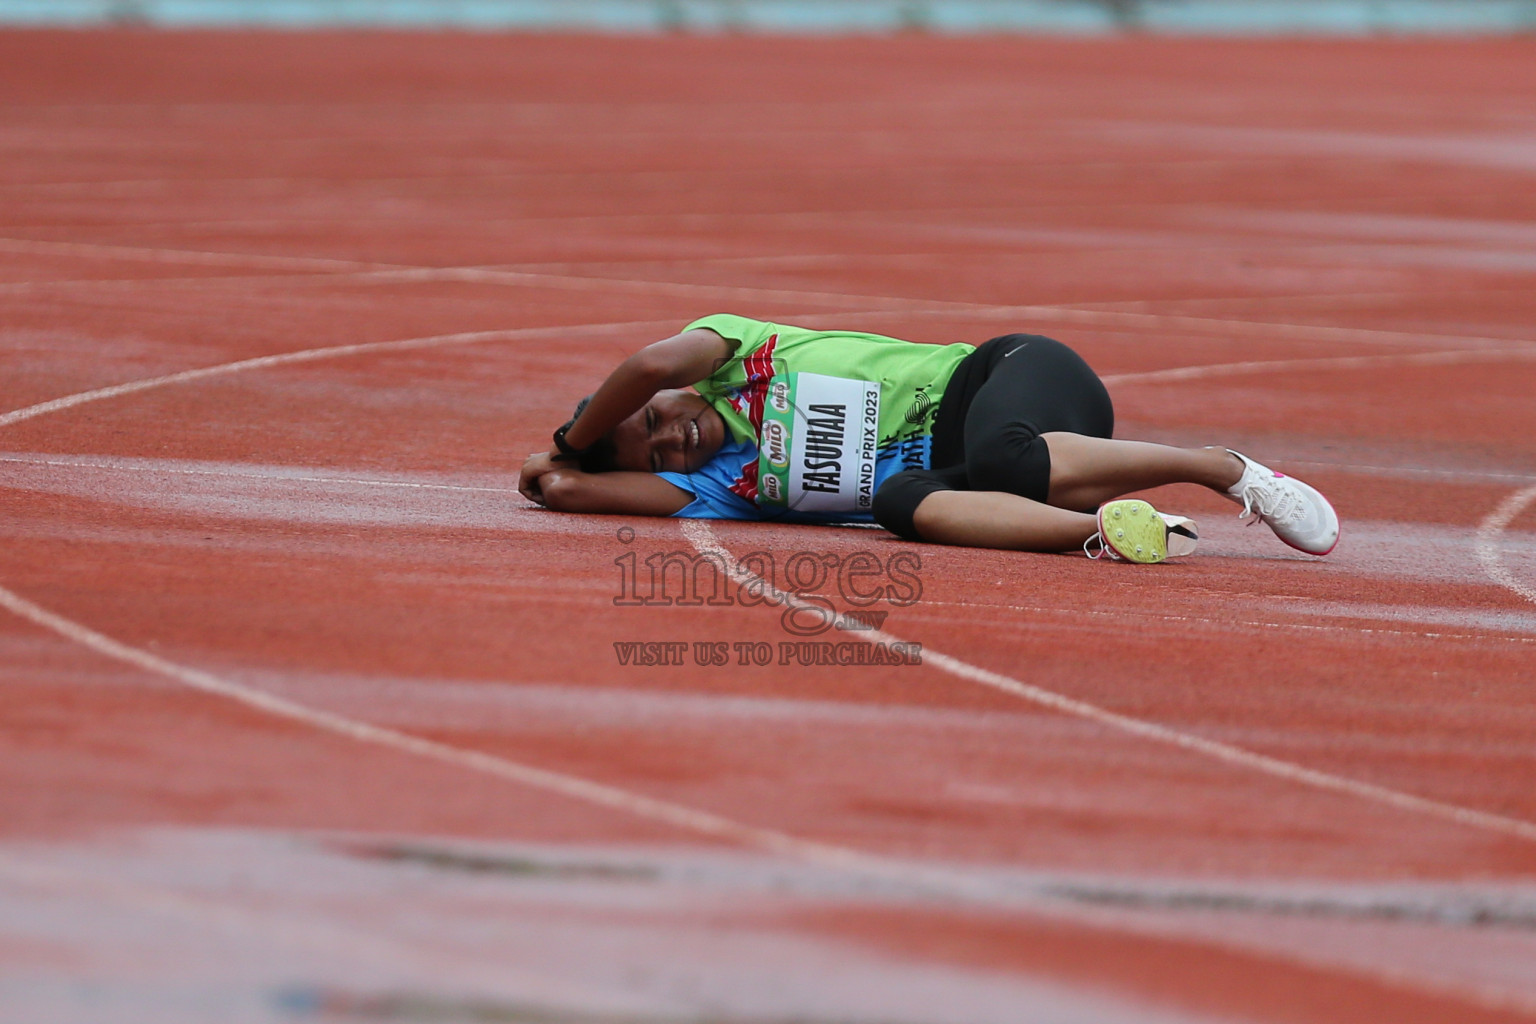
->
[1096,500,1169,564]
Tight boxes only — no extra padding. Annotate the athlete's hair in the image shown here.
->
[569,395,619,473]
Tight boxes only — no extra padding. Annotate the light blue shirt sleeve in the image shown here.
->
[657,438,874,524]
[657,439,762,520]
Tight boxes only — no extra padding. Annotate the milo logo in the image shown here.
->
[769,380,791,414]
[754,370,879,513]
[762,419,789,467]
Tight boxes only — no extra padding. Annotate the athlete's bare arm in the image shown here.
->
[518,328,736,514]
[559,329,735,450]
[518,452,692,515]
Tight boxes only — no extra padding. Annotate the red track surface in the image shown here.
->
[2,29,1535,1024]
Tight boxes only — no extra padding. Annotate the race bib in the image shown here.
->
[757,372,881,512]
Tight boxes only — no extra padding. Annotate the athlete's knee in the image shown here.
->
[965,426,1052,500]
[874,470,951,540]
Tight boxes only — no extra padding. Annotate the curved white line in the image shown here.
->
[0,320,675,431]
[6,326,1536,845]
[0,235,382,272]
[679,330,1536,837]
[674,335,1536,840]
[0,580,926,886]
[4,316,1536,1008]
[1100,346,1536,386]
[2,232,1529,353]
[5,448,1525,648]
[4,332,1522,435]
[0,455,521,494]
[1476,485,1536,607]
[7,581,1536,1018]
[0,848,634,1013]
[682,524,1536,845]
[0,320,1030,903]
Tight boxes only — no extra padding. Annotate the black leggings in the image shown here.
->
[872,335,1114,540]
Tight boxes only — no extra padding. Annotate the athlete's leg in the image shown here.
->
[959,336,1113,502]
[873,460,1101,552]
[884,445,1242,550]
[875,336,1123,549]
[1043,436,1244,511]
[874,336,1242,551]
[955,337,1243,517]
[909,490,1097,551]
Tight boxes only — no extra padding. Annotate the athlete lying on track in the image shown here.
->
[517,314,1339,563]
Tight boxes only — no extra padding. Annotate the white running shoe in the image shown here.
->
[1085,499,1199,563]
[1225,450,1340,556]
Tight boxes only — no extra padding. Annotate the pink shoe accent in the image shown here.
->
[1287,524,1340,557]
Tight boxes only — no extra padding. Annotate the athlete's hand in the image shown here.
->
[518,451,560,506]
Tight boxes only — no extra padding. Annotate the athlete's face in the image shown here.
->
[608,390,728,474]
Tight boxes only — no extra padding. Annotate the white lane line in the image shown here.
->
[2,232,1528,353]
[4,323,1535,844]
[0,284,1531,1005]
[909,598,1536,648]
[0,235,385,272]
[9,453,1536,498]
[19,447,1531,647]
[1477,486,1536,607]
[5,310,1522,440]
[0,268,465,295]
[0,581,942,890]
[5,450,1530,649]
[1285,461,1536,485]
[4,316,1536,845]
[0,307,887,432]
[0,301,887,437]
[0,319,675,431]
[681,521,1536,845]
[0,455,519,495]
[675,339,1536,839]
[1100,346,1536,386]
[8,449,1532,649]
[6,584,1536,1019]
[403,268,1534,352]
[0,851,637,1014]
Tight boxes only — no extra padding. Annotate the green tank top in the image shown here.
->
[684,314,974,512]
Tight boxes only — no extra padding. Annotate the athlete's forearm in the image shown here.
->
[561,352,669,451]
[562,330,735,450]
[539,467,692,516]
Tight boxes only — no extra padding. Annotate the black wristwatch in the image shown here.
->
[552,420,587,460]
